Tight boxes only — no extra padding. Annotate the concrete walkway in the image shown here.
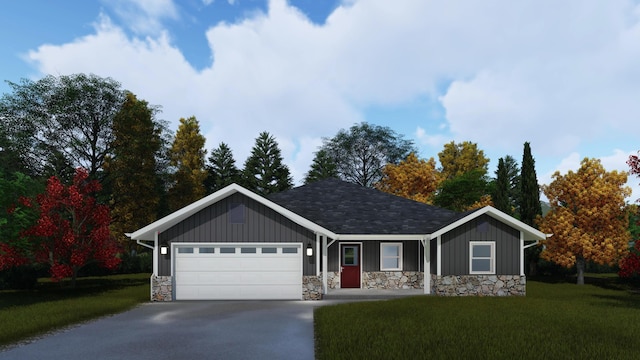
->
[0,300,339,360]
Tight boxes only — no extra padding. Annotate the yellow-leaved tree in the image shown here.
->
[168,116,207,211]
[376,153,441,204]
[538,158,631,285]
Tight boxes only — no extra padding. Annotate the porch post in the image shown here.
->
[436,235,442,276]
[520,232,525,276]
[153,231,159,275]
[315,233,321,276]
[424,239,430,294]
[322,235,328,294]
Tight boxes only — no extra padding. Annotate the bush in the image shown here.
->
[0,264,46,290]
[117,251,152,274]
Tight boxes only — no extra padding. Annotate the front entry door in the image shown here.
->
[340,244,361,288]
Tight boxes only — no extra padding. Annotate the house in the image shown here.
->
[127,178,546,301]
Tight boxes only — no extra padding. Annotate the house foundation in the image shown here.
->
[151,275,173,301]
[431,275,526,296]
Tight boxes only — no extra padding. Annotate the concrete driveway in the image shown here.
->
[0,300,333,360]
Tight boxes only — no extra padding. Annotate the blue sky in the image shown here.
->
[1,0,639,200]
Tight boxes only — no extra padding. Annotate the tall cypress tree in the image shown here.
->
[519,142,543,276]
[519,142,542,226]
[493,158,512,214]
[242,132,293,195]
[168,116,207,211]
[205,142,240,193]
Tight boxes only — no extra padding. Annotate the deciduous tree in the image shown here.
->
[1,168,121,287]
[304,149,338,184]
[538,158,631,285]
[438,141,489,180]
[206,142,241,193]
[376,153,441,204]
[433,169,492,211]
[243,132,293,195]
[319,122,415,187]
[168,116,207,211]
[0,74,125,179]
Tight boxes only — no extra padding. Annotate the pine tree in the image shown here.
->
[168,116,207,211]
[243,132,293,195]
[519,142,542,226]
[493,158,512,214]
[304,149,338,184]
[206,142,240,193]
[104,92,163,250]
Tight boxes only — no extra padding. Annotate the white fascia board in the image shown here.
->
[430,206,547,241]
[128,183,337,241]
[335,234,428,241]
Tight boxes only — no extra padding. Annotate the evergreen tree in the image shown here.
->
[168,116,207,211]
[304,149,338,184]
[104,92,163,250]
[503,155,521,214]
[243,132,293,195]
[433,169,491,212]
[493,158,512,214]
[519,142,542,226]
[206,142,240,193]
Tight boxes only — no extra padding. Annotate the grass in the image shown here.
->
[0,273,150,348]
[314,275,640,360]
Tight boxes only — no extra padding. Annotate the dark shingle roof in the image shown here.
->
[267,178,461,235]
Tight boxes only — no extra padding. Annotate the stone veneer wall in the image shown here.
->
[363,271,423,289]
[151,275,173,301]
[431,275,525,296]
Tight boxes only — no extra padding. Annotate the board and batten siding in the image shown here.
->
[157,192,315,276]
[327,240,423,272]
[440,214,520,275]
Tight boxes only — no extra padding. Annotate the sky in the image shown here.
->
[1,0,639,202]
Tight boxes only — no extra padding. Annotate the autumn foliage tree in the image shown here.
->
[168,116,207,211]
[376,153,441,204]
[1,168,121,287]
[538,158,631,285]
[438,141,489,180]
[619,151,640,278]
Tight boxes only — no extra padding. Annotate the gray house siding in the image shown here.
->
[326,240,423,272]
[440,214,520,275]
[157,192,315,276]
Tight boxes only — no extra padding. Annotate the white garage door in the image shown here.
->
[174,243,302,300]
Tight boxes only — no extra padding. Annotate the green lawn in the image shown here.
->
[314,276,640,360]
[0,273,150,347]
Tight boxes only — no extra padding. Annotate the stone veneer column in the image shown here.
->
[151,275,173,301]
[302,276,323,300]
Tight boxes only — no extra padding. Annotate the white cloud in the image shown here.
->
[23,0,640,189]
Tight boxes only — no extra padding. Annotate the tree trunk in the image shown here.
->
[576,256,585,285]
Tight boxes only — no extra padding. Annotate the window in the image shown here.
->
[282,247,298,254]
[229,203,245,224]
[199,247,215,254]
[470,241,495,274]
[380,243,402,271]
[261,247,277,254]
[241,247,256,254]
[219,247,236,254]
[178,247,194,254]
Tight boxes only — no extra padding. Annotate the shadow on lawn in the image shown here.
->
[0,275,149,309]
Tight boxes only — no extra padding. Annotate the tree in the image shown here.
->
[538,158,631,285]
[519,142,542,226]
[104,92,163,250]
[319,122,416,187]
[438,141,489,180]
[619,152,640,278]
[376,153,441,204]
[205,142,241,193]
[242,132,293,196]
[168,117,207,211]
[433,169,492,211]
[0,74,125,179]
[1,168,121,287]
[493,158,512,214]
[304,149,338,184]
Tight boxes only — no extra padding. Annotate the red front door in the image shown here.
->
[340,244,361,288]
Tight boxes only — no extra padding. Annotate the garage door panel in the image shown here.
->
[174,243,303,300]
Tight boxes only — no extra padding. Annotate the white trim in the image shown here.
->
[431,206,547,242]
[315,233,320,276]
[520,232,525,276]
[322,236,328,294]
[152,232,159,275]
[338,242,363,289]
[380,242,403,271]
[128,183,338,241]
[336,234,427,241]
[469,241,496,275]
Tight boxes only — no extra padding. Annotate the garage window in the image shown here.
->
[282,247,298,254]
[178,247,194,254]
[262,247,277,254]
[241,247,257,254]
[199,247,215,254]
[220,247,236,254]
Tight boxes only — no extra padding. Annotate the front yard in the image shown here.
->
[314,276,640,359]
[0,273,150,348]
